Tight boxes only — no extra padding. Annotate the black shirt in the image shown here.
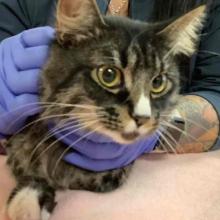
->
[0,0,220,148]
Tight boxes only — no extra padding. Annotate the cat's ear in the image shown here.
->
[158,6,206,56]
[56,0,106,45]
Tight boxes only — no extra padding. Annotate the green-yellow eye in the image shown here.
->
[150,74,168,94]
[96,66,122,88]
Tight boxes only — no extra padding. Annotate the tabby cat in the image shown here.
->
[6,0,206,219]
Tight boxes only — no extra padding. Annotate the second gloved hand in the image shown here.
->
[0,26,55,137]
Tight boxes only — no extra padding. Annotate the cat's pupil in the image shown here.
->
[103,68,116,83]
[152,75,163,89]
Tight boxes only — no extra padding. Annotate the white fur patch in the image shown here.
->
[134,94,151,117]
[7,187,41,220]
[124,120,137,134]
[170,109,182,121]
[41,208,51,220]
[160,6,206,57]
[139,126,154,136]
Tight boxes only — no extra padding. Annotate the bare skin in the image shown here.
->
[1,151,220,220]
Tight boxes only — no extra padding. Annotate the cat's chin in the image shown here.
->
[99,130,154,145]
[113,132,154,145]
[92,121,157,144]
[96,128,136,144]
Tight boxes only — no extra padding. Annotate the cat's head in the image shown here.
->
[41,0,206,144]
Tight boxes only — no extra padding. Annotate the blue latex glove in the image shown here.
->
[0,26,55,137]
[49,122,158,172]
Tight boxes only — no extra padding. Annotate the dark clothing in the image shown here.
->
[0,0,55,40]
[0,0,220,149]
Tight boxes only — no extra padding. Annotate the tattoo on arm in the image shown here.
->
[160,95,219,153]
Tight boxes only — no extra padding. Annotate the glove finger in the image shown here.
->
[3,94,40,134]
[0,76,40,134]
[7,68,40,94]
[11,41,50,70]
[10,94,40,133]
[0,105,10,133]
[64,152,116,172]
[14,94,40,115]
[0,77,14,111]
[0,104,26,134]
[18,69,41,94]
[0,98,31,135]
[2,42,41,94]
[2,35,47,71]
[21,26,55,47]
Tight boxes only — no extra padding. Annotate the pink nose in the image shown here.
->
[134,115,150,127]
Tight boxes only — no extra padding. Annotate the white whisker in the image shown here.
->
[160,121,203,145]
[157,129,177,154]
[159,126,183,152]
[160,113,210,132]
[52,125,102,176]
[29,120,99,167]
[155,130,169,153]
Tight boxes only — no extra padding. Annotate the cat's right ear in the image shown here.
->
[56,0,106,46]
[157,5,206,57]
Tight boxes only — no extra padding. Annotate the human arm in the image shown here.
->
[2,151,220,220]
[160,2,220,153]
[52,151,220,220]
[163,95,219,153]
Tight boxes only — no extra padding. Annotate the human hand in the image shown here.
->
[0,26,55,137]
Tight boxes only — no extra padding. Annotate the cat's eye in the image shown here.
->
[150,74,168,94]
[96,66,122,88]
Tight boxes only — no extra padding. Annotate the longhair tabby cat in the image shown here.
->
[6,0,206,219]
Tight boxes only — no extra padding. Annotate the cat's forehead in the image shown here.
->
[89,23,168,76]
[89,17,162,65]
[96,16,167,58]
[104,16,149,36]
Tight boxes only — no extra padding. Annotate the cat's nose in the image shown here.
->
[134,115,150,127]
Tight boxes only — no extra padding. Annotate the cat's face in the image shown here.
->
[41,0,205,144]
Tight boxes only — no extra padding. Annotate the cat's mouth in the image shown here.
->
[120,126,156,143]
[97,120,158,144]
[118,118,157,143]
[121,131,139,140]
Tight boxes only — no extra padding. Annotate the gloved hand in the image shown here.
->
[48,122,159,172]
[0,26,55,137]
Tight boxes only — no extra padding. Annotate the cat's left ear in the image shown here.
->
[158,6,206,56]
[56,0,106,45]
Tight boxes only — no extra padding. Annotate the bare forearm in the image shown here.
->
[161,95,219,153]
[52,152,220,220]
